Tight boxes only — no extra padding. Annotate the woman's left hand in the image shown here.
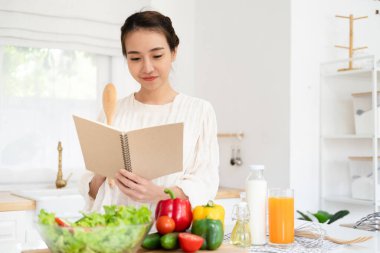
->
[115,169,165,202]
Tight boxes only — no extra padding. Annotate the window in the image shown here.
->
[0,45,110,184]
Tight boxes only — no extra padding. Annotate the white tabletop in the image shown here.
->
[319,223,379,253]
[225,222,379,253]
[1,222,379,253]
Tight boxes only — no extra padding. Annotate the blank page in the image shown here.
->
[73,115,125,178]
[127,123,183,179]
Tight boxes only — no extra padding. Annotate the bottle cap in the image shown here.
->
[249,165,265,171]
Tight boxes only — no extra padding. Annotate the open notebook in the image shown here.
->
[73,115,183,179]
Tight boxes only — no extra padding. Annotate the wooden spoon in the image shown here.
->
[102,83,117,187]
[102,83,117,125]
[295,230,372,244]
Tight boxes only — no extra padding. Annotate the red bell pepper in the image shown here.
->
[155,188,192,232]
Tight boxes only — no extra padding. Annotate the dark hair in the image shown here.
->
[120,11,180,56]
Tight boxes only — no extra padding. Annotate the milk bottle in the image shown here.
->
[246,165,267,245]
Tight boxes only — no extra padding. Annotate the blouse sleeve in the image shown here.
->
[78,170,96,212]
[176,102,220,207]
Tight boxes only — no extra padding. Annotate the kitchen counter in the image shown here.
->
[215,186,243,199]
[17,222,380,253]
[21,244,248,253]
[136,244,247,253]
[0,191,35,212]
[0,186,241,212]
[2,185,377,253]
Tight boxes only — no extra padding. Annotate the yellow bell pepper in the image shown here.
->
[192,200,225,227]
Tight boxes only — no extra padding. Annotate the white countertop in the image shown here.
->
[0,183,377,253]
[317,223,378,253]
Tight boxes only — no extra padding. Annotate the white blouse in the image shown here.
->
[78,93,220,212]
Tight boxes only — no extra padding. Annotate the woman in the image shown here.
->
[79,10,219,212]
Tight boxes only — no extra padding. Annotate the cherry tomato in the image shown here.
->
[156,216,175,235]
[178,232,204,252]
[55,217,70,227]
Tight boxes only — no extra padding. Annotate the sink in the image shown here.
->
[12,187,85,220]
[12,188,80,199]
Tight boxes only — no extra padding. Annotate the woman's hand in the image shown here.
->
[115,169,166,202]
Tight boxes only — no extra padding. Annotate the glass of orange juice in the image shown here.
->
[268,188,294,247]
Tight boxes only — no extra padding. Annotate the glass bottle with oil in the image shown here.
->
[230,192,251,247]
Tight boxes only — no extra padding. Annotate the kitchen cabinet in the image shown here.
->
[0,192,36,245]
[320,55,380,220]
[0,189,85,247]
[0,210,34,245]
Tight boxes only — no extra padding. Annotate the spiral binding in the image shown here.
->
[120,134,132,172]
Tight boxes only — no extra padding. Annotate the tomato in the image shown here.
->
[156,215,175,235]
[178,232,204,252]
[55,217,70,227]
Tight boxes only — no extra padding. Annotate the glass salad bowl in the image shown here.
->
[36,205,153,253]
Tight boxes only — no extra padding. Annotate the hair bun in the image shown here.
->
[120,11,180,55]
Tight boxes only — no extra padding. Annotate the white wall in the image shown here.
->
[191,0,379,212]
[194,0,291,190]
[290,0,380,211]
[319,0,380,60]
[149,0,196,96]
[290,0,323,212]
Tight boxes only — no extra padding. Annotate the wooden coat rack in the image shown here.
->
[335,14,368,71]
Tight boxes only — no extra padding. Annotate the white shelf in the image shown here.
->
[322,68,378,78]
[320,55,379,213]
[323,195,376,206]
[322,134,374,139]
[321,55,379,77]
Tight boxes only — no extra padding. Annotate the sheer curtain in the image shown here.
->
[0,0,150,56]
[0,46,110,185]
[0,0,149,186]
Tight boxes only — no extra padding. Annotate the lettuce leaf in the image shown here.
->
[37,205,152,253]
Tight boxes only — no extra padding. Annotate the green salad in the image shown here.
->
[38,205,152,253]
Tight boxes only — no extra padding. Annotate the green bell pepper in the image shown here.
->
[190,218,224,250]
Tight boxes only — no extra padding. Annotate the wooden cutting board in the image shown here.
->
[21,250,49,253]
[22,244,248,253]
[137,244,248,253]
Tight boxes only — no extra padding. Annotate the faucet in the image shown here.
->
[55,141,71,188]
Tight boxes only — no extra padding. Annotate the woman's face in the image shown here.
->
[124,29,176,92]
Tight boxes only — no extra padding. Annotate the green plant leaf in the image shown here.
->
[312,210,332,223]
[296,210,312,221]
[327,210,349,224]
